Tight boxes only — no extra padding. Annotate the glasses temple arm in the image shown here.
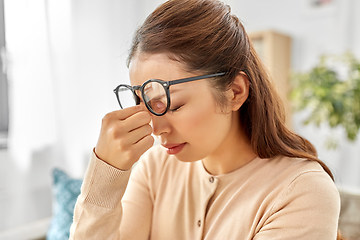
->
[168,72,227,86]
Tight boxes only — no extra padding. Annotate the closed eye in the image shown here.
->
[169,105,183,113]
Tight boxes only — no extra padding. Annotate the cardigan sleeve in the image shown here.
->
[253,170,341,240]
[69,151,133,240]
[118,151,156,240]
[70,147,164,240]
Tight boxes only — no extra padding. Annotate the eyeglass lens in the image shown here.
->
[143,81,167,114]
[117,86,138,109]
[117,81,168,114]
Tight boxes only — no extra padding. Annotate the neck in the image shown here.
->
[202,113,257,175]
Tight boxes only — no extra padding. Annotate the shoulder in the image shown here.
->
[262,155,324,175]
[250,156,341,238]
[255,155,334,189]
[248,155,340,217]
[264,156,340,220]
[263,155,339,200]
[251,156,340,236]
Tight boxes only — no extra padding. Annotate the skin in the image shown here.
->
[95,52,257,175]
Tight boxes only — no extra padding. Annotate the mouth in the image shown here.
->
[161,143,186,155]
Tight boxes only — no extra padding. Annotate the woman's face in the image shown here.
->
[129,53,236,162]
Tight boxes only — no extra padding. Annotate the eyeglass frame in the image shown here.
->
[113,72,227,116]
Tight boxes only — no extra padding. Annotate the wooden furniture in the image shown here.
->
[249,30,292,128]
[338,188,360,240]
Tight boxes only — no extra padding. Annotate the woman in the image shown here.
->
[70,0,341,239]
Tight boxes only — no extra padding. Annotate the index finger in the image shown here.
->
[113,104,148,120]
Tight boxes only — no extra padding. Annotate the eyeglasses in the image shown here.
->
[113,72,227,116]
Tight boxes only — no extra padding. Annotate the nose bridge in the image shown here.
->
[151,114,170,136]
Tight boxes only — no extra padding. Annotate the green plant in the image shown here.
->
[290,52,360,149]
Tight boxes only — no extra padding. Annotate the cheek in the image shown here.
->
[172,97,229,142]
[181,108,211,133]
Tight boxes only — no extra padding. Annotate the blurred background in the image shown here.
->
[0,0,359,239]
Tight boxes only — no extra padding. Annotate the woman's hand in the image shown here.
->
[94,105,154,170]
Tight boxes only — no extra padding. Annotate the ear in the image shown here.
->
[226,71,249,111]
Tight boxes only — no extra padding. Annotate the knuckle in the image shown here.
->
[102,112,114,126]
[103,122,127,140]
[106,124,119,139]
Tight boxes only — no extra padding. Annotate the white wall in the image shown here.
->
[230,0,360,69]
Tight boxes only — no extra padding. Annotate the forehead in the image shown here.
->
[129,53,195,86]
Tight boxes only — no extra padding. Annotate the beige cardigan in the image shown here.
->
[70,145,340,240]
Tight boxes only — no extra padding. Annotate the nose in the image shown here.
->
[150,114,171,136]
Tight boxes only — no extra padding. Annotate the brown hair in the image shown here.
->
[127,0,334,179]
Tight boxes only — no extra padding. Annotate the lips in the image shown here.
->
[161,143,186,155]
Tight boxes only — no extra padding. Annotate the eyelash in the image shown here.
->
[169,105,183,113]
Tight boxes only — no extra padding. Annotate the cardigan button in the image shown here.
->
[209,177,214,183]
[198,220,201,227]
